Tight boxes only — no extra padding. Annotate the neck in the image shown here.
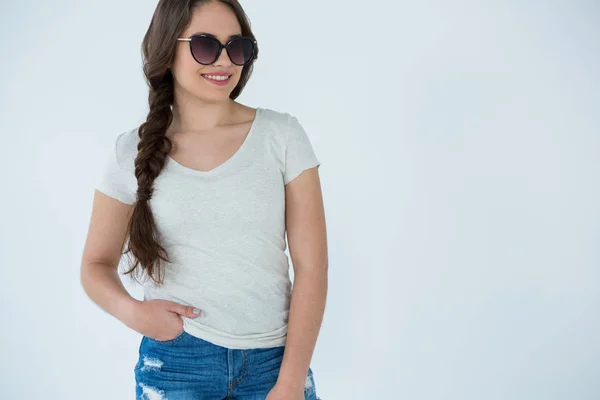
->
[169,87,237,133]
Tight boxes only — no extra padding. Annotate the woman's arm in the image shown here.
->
[80,191,140,325]
[276,167,328,391]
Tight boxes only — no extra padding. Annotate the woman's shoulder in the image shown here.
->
[257,106,298,131]
[259,106,290,117]
[110,127,140,170]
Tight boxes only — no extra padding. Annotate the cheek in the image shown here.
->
[172,60,202,86]
[231,67,245,84]
[172,47,199,74]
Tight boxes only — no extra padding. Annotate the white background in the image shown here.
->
[1,1,599,399]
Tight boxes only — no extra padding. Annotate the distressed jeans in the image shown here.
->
[134,330,320,399]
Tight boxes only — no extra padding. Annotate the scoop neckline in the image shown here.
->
[165,107,262,176]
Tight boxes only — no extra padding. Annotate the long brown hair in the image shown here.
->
[122,0,258,285]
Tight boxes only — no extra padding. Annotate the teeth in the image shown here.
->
[202,74,230,81]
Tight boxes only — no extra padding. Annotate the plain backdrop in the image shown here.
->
[1,1,599,399]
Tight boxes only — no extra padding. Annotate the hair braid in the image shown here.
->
[123,72,174,285]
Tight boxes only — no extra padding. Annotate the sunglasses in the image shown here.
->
[176,34,257,66]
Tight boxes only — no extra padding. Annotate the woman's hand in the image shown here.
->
[265,383,304,400]
[123,299,201,341]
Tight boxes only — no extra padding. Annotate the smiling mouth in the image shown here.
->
[201,74,232,83]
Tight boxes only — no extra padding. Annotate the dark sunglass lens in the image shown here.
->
[191,36,220,64]
[227,37,254,65]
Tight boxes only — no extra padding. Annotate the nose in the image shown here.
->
[213,46,232,67]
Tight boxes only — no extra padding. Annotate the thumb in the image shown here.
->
[166,301,201,317]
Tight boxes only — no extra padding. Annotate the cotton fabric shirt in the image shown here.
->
[95,107,320,349]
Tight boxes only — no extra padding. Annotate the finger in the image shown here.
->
[167,302,201,317]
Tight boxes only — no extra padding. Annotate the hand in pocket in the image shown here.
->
[127,299,202,341]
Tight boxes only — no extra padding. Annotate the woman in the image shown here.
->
[79,0,327,399]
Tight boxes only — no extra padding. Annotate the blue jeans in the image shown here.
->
[134,330,320,399]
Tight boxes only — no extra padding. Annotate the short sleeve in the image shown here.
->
[95,132,137,205]
[283,115,321,185]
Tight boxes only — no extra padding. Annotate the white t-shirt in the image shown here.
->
[95,107,320,349]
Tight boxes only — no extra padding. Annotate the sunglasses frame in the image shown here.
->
[176,34,258,66]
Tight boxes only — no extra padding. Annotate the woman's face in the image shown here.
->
[171,2,245,103]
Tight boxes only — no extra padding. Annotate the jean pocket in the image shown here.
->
[146,329,187,344]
